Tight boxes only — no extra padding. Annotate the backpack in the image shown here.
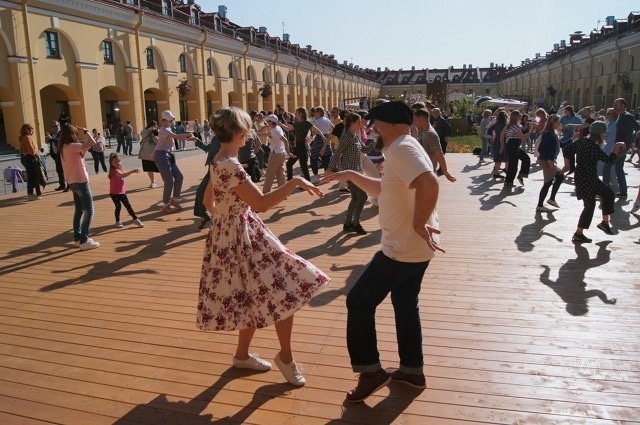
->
[138,134,156,161]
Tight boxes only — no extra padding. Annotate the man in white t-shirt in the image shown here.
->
[321,101,443,403]
[262,114,291,193]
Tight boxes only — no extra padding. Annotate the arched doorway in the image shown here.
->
[100,86,133,135]
[144,88,167,125]
[39,84,78,126]
[0,86,12,150]
[228,91,242,108]
[594,86,603,109]
[206,90,222,119]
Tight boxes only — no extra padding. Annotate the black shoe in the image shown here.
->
[386,368,426,389]
[503,182,514,188]
[343,224,354,233]
[572,233,592,243]
[616,193,627,198]
[345,369,390,403]
[54,186,65,191]
[339,188,351,193]
[198,217,211,230]
[596,222,613,235]
[351,224,367,235]
[62,186,70,192]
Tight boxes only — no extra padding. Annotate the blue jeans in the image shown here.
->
[480,137,490,161]
[69,182,94,243]
[602,151,627,194]
[346,251,429,374]
[154,150,183,204]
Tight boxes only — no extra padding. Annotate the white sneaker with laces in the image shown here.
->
[274,352,305,386]
[310,175,320,184]
[547,199,560,208]
[149,182,157,188]
[80,238,100,250]
[133,219,144,228]
[232,354,271,371]
[115,222,124,228]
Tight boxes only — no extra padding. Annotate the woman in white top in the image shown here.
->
[262,114,291,193]
[153,110,195,213]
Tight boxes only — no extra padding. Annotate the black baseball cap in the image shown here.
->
[365,101,413,125]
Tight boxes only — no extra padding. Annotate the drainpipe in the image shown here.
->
[241,43,249,108]
[20,0,41,145]
[199,29,207,118]
[133,10,145,124]
[271,51,279,110]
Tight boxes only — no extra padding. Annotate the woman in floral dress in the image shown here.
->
[198,107,329,387]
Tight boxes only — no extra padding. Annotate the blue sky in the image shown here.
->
[199,0,638,70]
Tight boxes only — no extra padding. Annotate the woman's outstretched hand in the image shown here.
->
[295,177,324,198]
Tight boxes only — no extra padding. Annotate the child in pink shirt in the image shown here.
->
[108,153,144,228]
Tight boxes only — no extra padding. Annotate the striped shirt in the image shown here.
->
[504,124,522,140]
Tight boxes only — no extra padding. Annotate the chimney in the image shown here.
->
[553,43,559,50]
[218,5,227,19]
[463,64,466,69]
[606,15,615,26]
[560,40,566,48]
[283,33,290,42]
[258,26,267,33]
[377,67,381,72]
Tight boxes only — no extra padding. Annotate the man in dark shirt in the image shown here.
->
[431,108,451,175]
[612,98,640,197]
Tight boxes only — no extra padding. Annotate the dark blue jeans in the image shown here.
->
[69,182,94,243]
[347,251,429,375]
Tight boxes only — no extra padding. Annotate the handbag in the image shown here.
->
[138,135,156,161]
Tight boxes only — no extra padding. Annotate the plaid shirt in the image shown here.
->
[328,130,376,172]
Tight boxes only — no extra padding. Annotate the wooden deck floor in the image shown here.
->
[0,152,639,424]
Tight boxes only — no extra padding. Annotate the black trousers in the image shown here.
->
[53,154,66,188]
[194,170,210,220]
[505,138,531,184]
[286,149,310,181]
[21,155,42,196]
[242,157,262,182]
[578,184,614,229]
[110,193,137,222]
[91,151,107,173]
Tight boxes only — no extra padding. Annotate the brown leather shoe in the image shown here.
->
[387,368,426,389]
[345,369,390,403]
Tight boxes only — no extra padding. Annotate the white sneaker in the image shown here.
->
[232,354,271,371]
[149,182,157,188]
[80,238,100,250]
[115,222,124,228]
[310,175,320,184]
[133,219,144,228]
[274,352,305,387]
[547,199,560,208]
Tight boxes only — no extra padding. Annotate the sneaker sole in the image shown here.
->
[345,375,391,403]
[390,377,427,389]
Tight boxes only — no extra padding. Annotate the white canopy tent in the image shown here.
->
[479,97,528,108]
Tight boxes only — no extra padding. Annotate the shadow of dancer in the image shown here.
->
[325,382,424,424]
[539,241,617,316]
[514,211,561,252]
[309,263,367,307]
[114,368,293,424]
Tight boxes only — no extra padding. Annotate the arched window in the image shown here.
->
[102,40,114,64]
[246,67,254,81]
[206,58,213,76]
[179,54,187,73]
[146,48,155,68]
[610,59,617,74]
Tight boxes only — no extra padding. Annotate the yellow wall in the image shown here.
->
[0,0,379,149]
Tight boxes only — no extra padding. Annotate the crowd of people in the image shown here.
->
[478,97,640,241]
[11,93,640,403]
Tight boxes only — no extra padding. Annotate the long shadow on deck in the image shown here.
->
[540,241,617,316]
[514,211,563,252]
[114,368,293,424]
[39,221,205,292]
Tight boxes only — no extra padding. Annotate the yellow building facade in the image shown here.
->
[0,0,380,149]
